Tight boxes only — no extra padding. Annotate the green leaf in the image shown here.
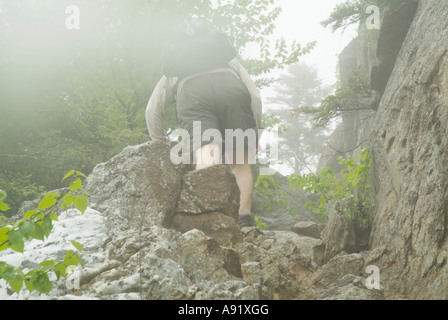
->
[73,195,88,214]
[62,193,74,209]
[48,213,59,221]
[8,230,24,252]
[39,260,56,272]
[70,240,83,251]
[19,221,35,238]
[41,215,53,238]
[64,250,83,267]
[0,201,9,212]
[75,171,86,178]
[38,196,57,211]
[36,212,45,221]
[0,233,9,251]
[2,268,24,294]
[54,263,68,279]
[69,178,82,192]
[30,223,45,241]
[261,180,269,188]
[9,278,24,294]
[0,226,9,237]
[24,210,38,220]
[24,279,35,293]
[62,170,75,182]
[30,272,52,294]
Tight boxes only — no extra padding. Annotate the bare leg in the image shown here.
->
[227,147,256,212]
[195,143,221,170]
[229,162,253,211]
[196,144,256,227]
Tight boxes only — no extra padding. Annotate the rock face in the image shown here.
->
[367,0,448,299]
[320,0,448,299]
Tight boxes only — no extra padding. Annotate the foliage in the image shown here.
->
[301,70,372,127]
[0,170,88,295]
[289,147,375,230]
[0,174,45,218]
[321,0,387,32]
[254,174,297,218]
[254,215,267,230]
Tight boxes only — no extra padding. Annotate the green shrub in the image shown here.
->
[289,147,375,230]
[0,170,88,295]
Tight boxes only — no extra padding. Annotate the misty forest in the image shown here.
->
[1,0,448,302]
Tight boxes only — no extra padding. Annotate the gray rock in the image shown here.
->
[175,165,240,220]
[368,0,448,299]
[84,142,184,229]
[171,212,241,247]
[321,202,357,262]
[291,221,321,239]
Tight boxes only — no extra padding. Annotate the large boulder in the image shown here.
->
[172,165,241,247]
[84,142,184,229]
[175,165,239,219]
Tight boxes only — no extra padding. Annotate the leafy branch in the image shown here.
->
[0,170,89,295]
[298,70,373,127]
[289,147,375,229]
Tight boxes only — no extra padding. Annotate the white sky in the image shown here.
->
[261,0,359,103]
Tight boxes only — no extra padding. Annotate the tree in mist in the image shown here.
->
[267,63,331,174]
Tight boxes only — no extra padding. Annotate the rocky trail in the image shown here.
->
[1,0,447,300]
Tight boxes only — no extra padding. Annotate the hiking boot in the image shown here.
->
[238,211,255,228]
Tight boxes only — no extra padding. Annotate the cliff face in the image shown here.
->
[368,0,448,299]
[323,0,448,299]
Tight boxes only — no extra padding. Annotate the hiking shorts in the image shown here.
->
[176,71,258,161]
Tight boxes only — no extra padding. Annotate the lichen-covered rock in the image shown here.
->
[172,164,242,247]
[171,212,241,247]
[367,0,448,299]
[291,221,321,239]
[175,165,240,220]
[319,0,448,299]
[84,142,184,229]
[321,203,357,262]
[299,253,384,300]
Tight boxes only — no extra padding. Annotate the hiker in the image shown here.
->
[145,20,262,227]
